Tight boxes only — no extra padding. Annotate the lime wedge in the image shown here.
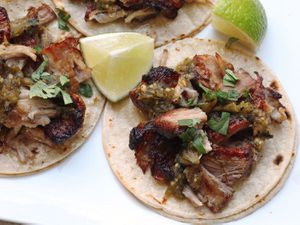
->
[80,33,154,102]
[212,0,267,50]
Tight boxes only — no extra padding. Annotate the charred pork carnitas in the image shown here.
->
[10,4,56,40]
[84,0,202,24]
[0,4,56,47]
[0,7,10,43]
[0,4,93,164]
[129,53,288,213]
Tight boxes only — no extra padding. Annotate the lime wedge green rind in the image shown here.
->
[213,0,267,45]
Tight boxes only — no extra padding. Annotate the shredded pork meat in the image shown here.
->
[185,166,233,213]
[4,89,57,129]
[0,44,37,61]
[42,38,91,93]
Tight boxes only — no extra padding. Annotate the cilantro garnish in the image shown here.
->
[199,83,239,102]
[178,118,200,127]
[29,56,72,105]
[216,89,239,102]
[187,98,197,107]
[223,69,239,87]
[179,127,197,143]
[61,89,73,105]
[179,127,207,154]
[59,75,70,86]
[33,46,42,54]
[31,56,51,82]
[29,81,60,99]
[79,83,93,98]
[56,8,71,31]
[207,112,231,135]
[192,136,206,154]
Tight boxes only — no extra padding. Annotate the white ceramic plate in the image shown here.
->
[0,0,299,224]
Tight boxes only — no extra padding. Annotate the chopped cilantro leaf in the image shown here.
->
[192,136,206,154]
[216,90,239,102]
[79,83,93,98]
[223,69,239,87]
[31,56,50,82]
[29,57,72,105]
[199,83,211,93]
[29,81,60,99]
[56,8,71,31]
[178,118,200,127]
[179,127,197,143]
[207,112,231,135]
[60,75,70,86]
[61,90,73,104]
[179,127,207,155]
[187,98,197,107]
[33,46,42,54]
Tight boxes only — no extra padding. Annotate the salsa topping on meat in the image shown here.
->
[129,53,288,212]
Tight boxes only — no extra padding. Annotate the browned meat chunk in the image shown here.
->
[249,73,287,122]
[42,38,92,93]
[130,66,199,118]
[201,143,254,186]
[234,69,256,93]
[129,122,155,172]
[265,87,287,123]
[185,165,233,213]
[193,54,256,95]
[0,7,10,43]
[84,1,97,22]
[206,116,250,144]
[154,108,206,138]
[11,27,41,47]
[10,4,56,38]
[250,73,266,110]
[129,121,181,182]
[120,0,144,7]
[192,54,225,91]
[44,94,86,144]
[142,66,180,87]
[85,3,127,23]
[144,0,184,19]
[86,0,185,22]
[130,67,181,117]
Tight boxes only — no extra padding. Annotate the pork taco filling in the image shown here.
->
[0,4,93,164]
[81,0,208,24]
[128,53,288,212]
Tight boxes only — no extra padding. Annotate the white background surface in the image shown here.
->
[0,0,299,224]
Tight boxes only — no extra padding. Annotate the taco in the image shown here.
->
[103,38,297,223]
[0,0,105,176]
[52,0,212,47]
